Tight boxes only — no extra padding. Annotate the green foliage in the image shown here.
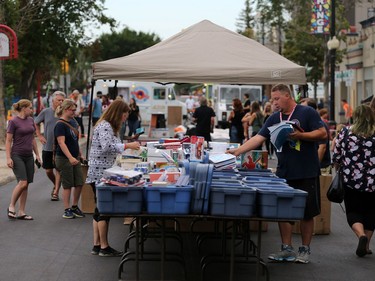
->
[2,0,161,97]
[236,0,256,38]
[253,0,350,87]
[282,0,326,85]
[2,0,116,98]
[92,28,161,61]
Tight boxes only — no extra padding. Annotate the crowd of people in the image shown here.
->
[5,84,375,263]
[6,89,141,257]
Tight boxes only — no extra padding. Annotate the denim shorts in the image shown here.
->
[11,154,34,183]
[55,156,84,189]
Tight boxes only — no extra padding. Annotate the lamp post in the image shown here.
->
[327,0,339,122]
[327,36,340,121]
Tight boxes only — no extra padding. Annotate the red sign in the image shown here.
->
[0,24,18,60]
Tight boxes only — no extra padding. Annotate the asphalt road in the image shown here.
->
[0,166,374,281]
[0,116,374,280]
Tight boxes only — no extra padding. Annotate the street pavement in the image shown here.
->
[0,120,374,280]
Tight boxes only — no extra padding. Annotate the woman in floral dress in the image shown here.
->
[332,104,375,257]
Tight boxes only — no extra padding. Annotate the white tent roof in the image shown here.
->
[92,20,306,85]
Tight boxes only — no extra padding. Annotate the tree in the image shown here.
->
[283,0,349,100]
[283,0,326,98]
[91,28,161,61]
[256,0,287,54]
[0,0,116,145]
[2,0,116,99]
[236,0,256,39]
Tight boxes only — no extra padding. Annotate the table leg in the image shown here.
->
[256,220,262,281]
[229,220,236,281]
[135,217,139,280]
[161,218,165,280]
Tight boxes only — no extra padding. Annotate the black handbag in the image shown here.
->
[327,167,344,203]
[327,127,349,203]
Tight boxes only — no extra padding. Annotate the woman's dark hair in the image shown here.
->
[251,101,261,113]
[232,98,243,112]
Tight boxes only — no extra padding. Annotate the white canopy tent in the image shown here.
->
[86,20,306,156]
[92,20,306,85]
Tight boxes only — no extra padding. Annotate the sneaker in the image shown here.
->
[268,245,296,262]
[91,245,100,255]
[295,246,311,264]
[62,208,75,219]
[99,246,123,257]
[71,206,85,218]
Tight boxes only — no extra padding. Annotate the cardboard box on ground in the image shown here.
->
[292,174,332,235]
[81,164,96,214]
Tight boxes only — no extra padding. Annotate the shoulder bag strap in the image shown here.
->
[56,119,79,137]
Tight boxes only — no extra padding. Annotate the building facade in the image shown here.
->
[335,2,375,123]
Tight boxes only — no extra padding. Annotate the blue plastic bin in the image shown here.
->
[145,186,193,214]
[211,180,243,189]
[242,176,286,183]
[238,169,276,177]
[210,186,257,217]
[96,185,143,215]
[257,188,307,219]
[191,164,214,214]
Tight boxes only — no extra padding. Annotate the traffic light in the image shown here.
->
[60,58,69,74]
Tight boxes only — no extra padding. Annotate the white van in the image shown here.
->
[94,80,187,125]
[212,84,262,127]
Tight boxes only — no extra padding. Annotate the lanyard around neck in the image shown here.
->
[279,104,297,122]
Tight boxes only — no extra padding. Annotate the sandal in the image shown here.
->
[51,193,59,201]
[7,208,17,220]
[17,214,34,220]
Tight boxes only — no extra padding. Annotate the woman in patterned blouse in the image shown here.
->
[86,99,140,257]
[332,104,375,257]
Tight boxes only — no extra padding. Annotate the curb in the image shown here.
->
[0,175,16,187]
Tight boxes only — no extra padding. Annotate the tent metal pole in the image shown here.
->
[86,79,96,159]
[114,80,118,98]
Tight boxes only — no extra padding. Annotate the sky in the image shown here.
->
[90,0,246,40]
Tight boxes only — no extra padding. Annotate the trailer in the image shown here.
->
[94,80,187,126]
[211,84,262,128]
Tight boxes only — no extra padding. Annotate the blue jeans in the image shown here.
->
[128,120,140,137]
[120,121,127,142]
